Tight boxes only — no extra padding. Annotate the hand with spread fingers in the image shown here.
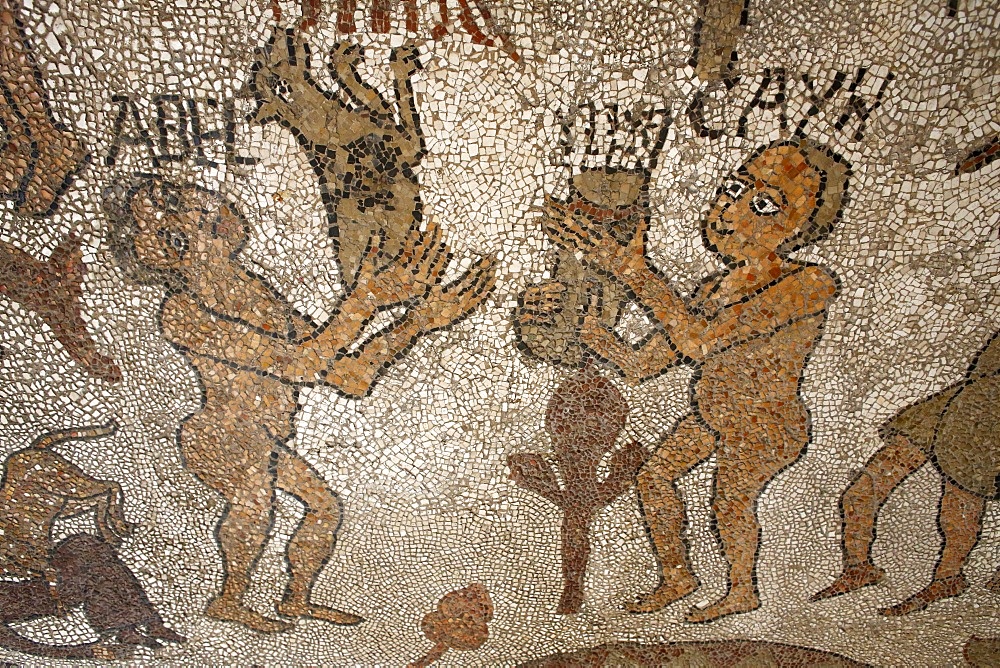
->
[518,280,566,327]
[412,255,498,333]
[542,196,647,281]
[353,220,451,310]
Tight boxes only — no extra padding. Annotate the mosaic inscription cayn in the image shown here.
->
[107,176,495,633]
[0,423,185,659]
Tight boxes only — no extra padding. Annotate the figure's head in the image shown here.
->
[545,369,628,456]
[106,178,248,289]
[702,139,850,264]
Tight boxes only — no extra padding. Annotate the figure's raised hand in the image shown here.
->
[354,220,451,310]
[543,196,647,279]
[518,280,566,327]
[412,255,497,333]
[577,278,610,341]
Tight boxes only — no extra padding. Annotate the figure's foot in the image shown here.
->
[685,588,760,624]
[116,626,162,649]
[811,562,886,601]
[206,598,294,633]
[146,620,188,644]
[625,571,698,613]
[880,574,968,616]
[277,598,365,626]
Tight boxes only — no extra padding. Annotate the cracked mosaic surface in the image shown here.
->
[0,0,998,664]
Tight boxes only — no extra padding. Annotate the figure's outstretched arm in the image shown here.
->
[330,255,496,397]
[664,266,837,359]
[162,233,495,392]
[162,287,376,385]
[544,205,837,358]
[580,324,679,381]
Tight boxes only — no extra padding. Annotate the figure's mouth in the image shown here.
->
[709,217,735,237]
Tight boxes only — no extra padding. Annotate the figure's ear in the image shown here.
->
[213,202,249,252]
[128,181,166,228]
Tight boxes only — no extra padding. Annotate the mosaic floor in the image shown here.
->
[0,0,998,664]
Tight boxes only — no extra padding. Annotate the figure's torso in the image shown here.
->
[690,268,826,432]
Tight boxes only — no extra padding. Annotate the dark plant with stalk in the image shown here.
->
[508,367,646,613]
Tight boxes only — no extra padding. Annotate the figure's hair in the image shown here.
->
[769,138,852,255]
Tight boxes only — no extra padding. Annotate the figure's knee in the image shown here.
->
[637,454,686,492]
[275,449,342,525]
[712,490,755,524]
[842,470,875,508]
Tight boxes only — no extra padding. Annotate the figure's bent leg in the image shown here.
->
[687,419,805,624]
[881,479,983,616]
[274,446,364,626]
[628,415,717,613]
[180,413,292,633]
[812,434,927,601]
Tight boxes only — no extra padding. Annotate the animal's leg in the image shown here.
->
[50,535,185,646]
[274,446,364,626]
[388,44,425,161]
[180,412,292,633]
[328,42,395,123]
[627,414,716,613]
[686,417,805,623]
[812,434,926,601]
[880,478,982,616]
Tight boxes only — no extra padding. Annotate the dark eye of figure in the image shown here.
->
[157,228,189,258]
[750,192,781,216]
[723,180,746,200]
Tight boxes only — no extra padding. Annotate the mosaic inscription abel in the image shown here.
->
[0,0,998,664]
